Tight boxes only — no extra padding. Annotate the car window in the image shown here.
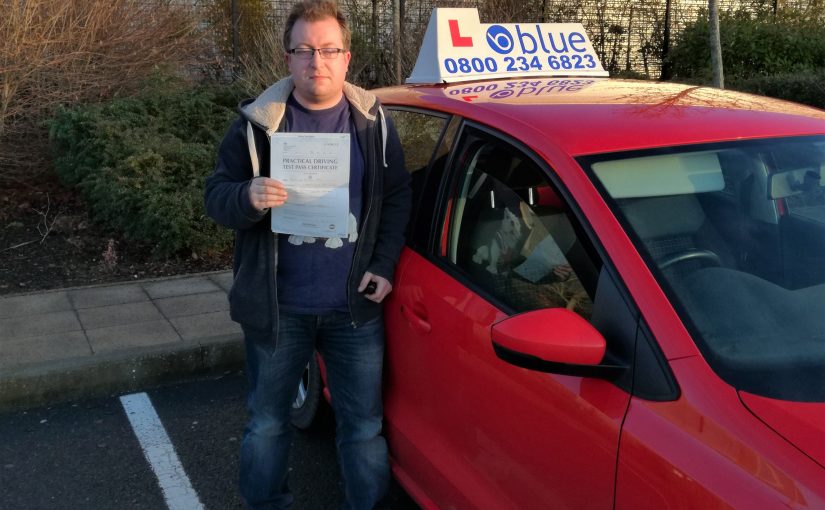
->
[442,130,596,319]
[390,109,447,175]
[774,140,825,213]
[581,135,825,402]
[390,108,454,248]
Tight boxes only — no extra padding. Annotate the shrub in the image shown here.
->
[668,5,825,107]
[50,78,246,258]
[669,8,825,82]
[0,0,205,181]
[730,70,825,110]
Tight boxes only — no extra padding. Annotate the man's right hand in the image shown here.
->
[249,177,288,212]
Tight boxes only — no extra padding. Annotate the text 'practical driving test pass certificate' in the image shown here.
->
[270,133,350,238]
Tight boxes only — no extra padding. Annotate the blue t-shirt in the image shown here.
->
[276,94,366,313]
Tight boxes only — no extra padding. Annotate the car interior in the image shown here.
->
[449,142,596,318]
[589,138,825,401]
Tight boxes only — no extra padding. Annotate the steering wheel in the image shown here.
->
[659,249,722,270]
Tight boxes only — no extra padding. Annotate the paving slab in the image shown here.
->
[76,301,164,330]
[209,272,234,292]
[143,276,222,300]
[0,291,72,320]
[154,291,230,318]
[0,331,91,369]
[170,311,241,341]
[0,270,243,412]
[0,310,82,340]
[69,284,148,309]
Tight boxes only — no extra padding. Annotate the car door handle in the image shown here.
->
[400,304,431,334]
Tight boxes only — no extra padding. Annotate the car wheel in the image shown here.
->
[290,353,324,430]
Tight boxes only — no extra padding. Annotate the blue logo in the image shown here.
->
[486,25,514,54]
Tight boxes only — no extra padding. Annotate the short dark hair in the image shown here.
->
[283,0,351,52]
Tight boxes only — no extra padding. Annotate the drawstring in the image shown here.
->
[378,107,388,168]
[247,121,260,177]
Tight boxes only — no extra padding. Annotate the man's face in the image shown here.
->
[286,16,351,110]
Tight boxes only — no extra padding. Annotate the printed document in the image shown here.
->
[269,133,350,238]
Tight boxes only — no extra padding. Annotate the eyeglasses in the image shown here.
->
[288,48,346,60]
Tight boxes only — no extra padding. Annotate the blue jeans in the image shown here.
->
[239,311,389,510]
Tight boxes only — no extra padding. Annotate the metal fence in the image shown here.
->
[374,0,813,78]
[191,0,816,82]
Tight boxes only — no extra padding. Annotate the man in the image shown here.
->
[204,1,411,508]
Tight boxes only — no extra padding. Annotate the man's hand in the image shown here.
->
[249,177,288,212]
[358,272,392,303]
[553,264,573,280]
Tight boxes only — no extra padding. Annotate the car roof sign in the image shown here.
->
[441,78,600,103]
[407,8,609,84]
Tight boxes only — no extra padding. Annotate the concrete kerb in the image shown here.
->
[0,332,244,413]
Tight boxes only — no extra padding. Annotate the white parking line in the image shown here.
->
[120,392,204,510]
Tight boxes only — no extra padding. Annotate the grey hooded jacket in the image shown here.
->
[204,77,411,340]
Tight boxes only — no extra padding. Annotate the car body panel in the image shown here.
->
[384,249,627,509]
[616,357,824,509]
[367,79,825,509]
[739,392,825,468]
[378,79,825,156]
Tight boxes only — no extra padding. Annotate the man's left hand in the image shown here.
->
[358,272,392,303]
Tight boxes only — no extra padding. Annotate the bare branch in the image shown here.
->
[0,240,39,253]
[32,194,60,244]
[0,0,206,178]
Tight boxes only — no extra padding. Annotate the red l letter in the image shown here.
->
[449,20,473,47]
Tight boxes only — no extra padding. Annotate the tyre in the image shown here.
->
[290,352,324,429]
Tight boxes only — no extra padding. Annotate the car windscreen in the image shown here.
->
[580,135,825,402]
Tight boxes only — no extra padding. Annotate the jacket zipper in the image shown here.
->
[271,231,279,340]
[347,112,378,328]
[269,118,287,341]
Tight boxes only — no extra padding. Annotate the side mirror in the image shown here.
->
[492,308,624,380]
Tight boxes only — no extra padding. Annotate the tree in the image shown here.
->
[393,0,401,84]
[708,0,724,88]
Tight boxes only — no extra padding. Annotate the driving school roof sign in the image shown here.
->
[407,8,608,83]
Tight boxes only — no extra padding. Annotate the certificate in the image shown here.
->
[269,133,350,238]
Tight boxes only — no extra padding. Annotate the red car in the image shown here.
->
[293,76,825,509]
[286,7,825,507]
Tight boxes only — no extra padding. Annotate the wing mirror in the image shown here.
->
[491,308,624,380]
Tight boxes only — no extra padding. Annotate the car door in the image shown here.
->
[385,122,642,509]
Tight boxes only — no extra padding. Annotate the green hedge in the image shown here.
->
[730,70,825,110]
[50,78,246,257]
[670,11,825,79]
[667,9,825,109]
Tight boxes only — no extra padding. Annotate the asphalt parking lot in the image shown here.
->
[0,371,418,509]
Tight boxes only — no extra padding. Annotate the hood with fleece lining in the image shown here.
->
[241,76,381,135]
[239,76,389,176]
